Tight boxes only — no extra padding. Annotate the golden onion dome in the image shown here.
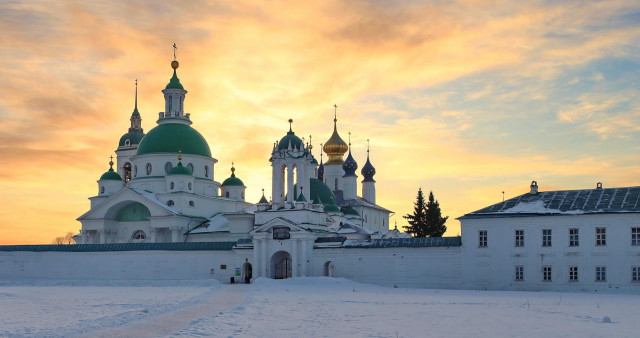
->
[323,117,348,165]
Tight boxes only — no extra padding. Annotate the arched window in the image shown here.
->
[241,192,245,200]
[187,163,194,174]
[100,186,105,194]
[167,200,175,207]
[132,230,146,240]
[225,191,230,198]
[204,165,209,177]
[125,139,130,146]
[124,162,132,182]
[165,162,173,174]
[146,163,152,175]
[170,182,174,190]
[189,201,195,207]
[168,96,172,114]
[188,182,192,190]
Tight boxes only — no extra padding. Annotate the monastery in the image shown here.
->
[1,53,639,292]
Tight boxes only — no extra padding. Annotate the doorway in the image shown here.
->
[270,251,292,279]
[243,262,253,284]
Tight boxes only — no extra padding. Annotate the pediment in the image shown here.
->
[251,217,307,234]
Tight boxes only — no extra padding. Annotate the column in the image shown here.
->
[262,238,268,278]
[253,239,261,278]
[292,239,299,277]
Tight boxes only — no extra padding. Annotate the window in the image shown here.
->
[633,267,640,282]
[132,230,146,240]
[632,228,640,246]
[241,192,245,200]
[514,266,524,281]
[167,200,174,207]
[542,229,552,247]
[187,163,194,174]
[125,139,130,146]
[100,186,105,194]
[146,163,152,175]
[170,182,174,190]
[569,266,578,281]
[189,201,195,207]
[225,191,230,198]
[134,165,138,177]
[515,230,524,247]
[124,162,132,182]
[478,230,487,247]
[543,266,552,281]
[165,162,173,174]
[273,227,291,240]
[596,227,606,246]
[596,266,606,282]
[569,228,579,247]
[204,165,209,177]
[188,182,192,190]
[334,178,338,191]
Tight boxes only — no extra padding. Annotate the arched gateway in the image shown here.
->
[270,251,292,279]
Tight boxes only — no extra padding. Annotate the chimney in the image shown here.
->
[530,181,538,194]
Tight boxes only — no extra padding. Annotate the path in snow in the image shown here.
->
[84,284,248,338]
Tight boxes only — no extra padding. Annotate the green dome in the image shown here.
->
[136,123,211,157]
[222,173,244,186]
[168,161,192,175]
[119,132,144,147]
[278,131,304,150]
[166,69,184,90]
[100,168,122,181]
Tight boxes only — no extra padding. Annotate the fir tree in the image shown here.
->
[425,191,448,237]
[403,188,428,237]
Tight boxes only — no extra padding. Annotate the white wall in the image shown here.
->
[461,213,640,292]
[312,247,462,289]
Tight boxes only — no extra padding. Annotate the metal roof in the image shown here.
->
[460,186,640,219]
[343,237,461,248]
[0,242,236,252]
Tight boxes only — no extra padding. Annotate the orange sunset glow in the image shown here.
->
[1,1,640,244]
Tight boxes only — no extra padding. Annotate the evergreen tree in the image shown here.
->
[425,191,448,237]
[403,188,428,237]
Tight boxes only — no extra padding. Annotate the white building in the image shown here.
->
[459,181,640,292]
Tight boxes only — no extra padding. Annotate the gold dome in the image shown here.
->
[323,118,348,165]
[171,60,179,69]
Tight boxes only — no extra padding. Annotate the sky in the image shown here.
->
[1,0,639,244]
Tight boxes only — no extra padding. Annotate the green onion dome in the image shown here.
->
[277,119,304,150]
[222,166,244,186]
[119,131,144,147]
[136,123,211,157]
[100,159,122,181]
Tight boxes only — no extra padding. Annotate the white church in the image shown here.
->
[1,54,639,293]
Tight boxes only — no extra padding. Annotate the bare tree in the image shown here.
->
[52,232,76,245]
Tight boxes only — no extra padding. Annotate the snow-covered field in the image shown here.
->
[0,278,637,337]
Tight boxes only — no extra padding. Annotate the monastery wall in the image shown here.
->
[0,250,240,283]
[312,246,462,289]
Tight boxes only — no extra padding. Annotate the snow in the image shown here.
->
[1,278,638,337]
[500,199,585,214]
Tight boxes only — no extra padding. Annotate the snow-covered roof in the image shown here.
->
[343,237,461,248]
[460,186,640,219]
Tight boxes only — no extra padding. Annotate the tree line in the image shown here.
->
[403,188,448,237]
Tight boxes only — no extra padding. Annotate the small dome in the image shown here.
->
[165,59,184,90]
[119,131,144,147]
[342,149,358,177]
[100,159,122,181]
[277,120,303,150]
[309,178,336,205]
[361,154,376,182]
[258,190,269,204]
[317,159,325,181]
[169,161,192,176]
[222,166,244,186]
[136,123,211,157]
[323,123,348,165]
